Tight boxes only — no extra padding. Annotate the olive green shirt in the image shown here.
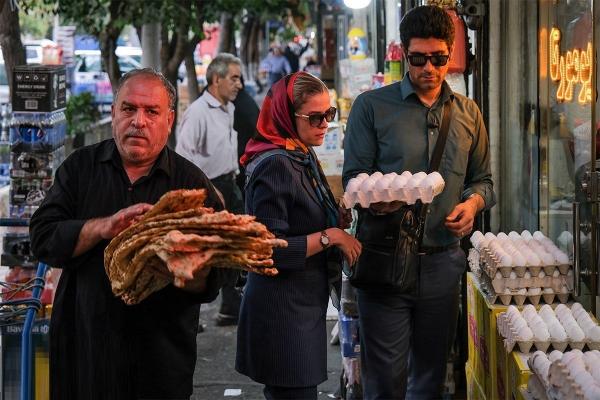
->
[343,74,495,247]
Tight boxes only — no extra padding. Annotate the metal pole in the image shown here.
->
[20,263,47,400]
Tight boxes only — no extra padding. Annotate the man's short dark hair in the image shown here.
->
[115,68,176,110]
[400,5,455,51]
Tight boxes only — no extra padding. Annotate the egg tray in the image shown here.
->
[486,275,573,293]
[526,374,551,400]
[342,186,443,208]
[547,360,588,400]
[479,271,571,306]
[497,313,600,354]
[480,247,571,277]
[496,313,584,353]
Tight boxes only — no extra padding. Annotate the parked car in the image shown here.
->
[72,49,142,112]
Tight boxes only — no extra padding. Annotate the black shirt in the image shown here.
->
[30,139,234,400]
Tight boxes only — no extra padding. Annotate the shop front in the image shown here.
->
[467,0,600,398]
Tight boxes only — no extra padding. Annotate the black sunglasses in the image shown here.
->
[407,54,450,67]
[295,107,337,127]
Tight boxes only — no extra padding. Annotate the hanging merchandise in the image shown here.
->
[446,9,467,74]
[384,41,403,85]
[347,27,368,60]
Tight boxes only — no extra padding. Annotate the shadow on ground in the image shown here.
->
[192,296,343,400]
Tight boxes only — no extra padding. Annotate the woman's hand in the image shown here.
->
[327,228,362,266]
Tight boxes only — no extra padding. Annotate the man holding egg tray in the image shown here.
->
[342,5,495,399]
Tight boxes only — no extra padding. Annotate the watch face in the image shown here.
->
[321,234,330,247]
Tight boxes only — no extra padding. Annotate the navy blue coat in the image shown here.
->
[235,154,330,387]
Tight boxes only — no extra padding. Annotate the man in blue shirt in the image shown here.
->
[343,6,495,399]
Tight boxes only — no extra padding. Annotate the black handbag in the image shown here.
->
[348,100,453,292]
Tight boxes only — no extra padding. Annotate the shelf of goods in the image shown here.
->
[466,272,531,400]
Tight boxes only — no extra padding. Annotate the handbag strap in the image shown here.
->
[428,99,453,173]
[416,99,453,249]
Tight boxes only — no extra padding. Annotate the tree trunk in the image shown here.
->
[0,0,25,93]
[161,0,194,149]
[185,39,200,102]
[239,14,255,78]
[141,22,161,69]
[218,12,236,55]
[99,28,121,93]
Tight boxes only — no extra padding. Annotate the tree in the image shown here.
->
[0,0,26,93]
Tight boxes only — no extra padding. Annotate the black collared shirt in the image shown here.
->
[30,139,233,400]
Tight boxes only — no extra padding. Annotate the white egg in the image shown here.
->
[512,253,527,266]
[400,171,412,179]
[497,232,509,241]
[484,232,496,241]
[533,231,546,240]
[500,254,513,267]
[519,326,534,341]
[508,231,521,241]
[346,178,362,193]
[522,305,536,319]
[374,176,393,191]
[538,270,546,278]
[548,350,563,362]
[509,271,517,279]
[494,271,502,279]
[517,288,527,295]
[572,302,584,312]
[507,305,520,316]
[521,230,533,241]
[528,287,541,295]
[552,269,560,278]
[355,173,370,181]
[360,177,377,192]
[567,325,586,342]
[555,252,570,264]
[371,171,383,179]
[543,288,554,294]
[548,323,567,341]
[526,252,541,266]
[524,271,532,279]
[539,252,556,266]
[390,175,409,191]
[406,172,427,189]
[589,326,600,342]
[555,304,569,315]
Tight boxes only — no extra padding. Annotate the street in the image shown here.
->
[193,296,343,400]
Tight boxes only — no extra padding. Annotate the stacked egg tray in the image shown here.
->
[342,171,445,208]
[497,303,600,354]
[471,230,572,306]
[528,349,600,400]
[478,267,572,306]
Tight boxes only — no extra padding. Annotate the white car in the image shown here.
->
[72,49,142,111]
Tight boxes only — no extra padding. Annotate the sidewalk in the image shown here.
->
[192,296,343,400]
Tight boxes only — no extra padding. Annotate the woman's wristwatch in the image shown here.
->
[319,230,330,249]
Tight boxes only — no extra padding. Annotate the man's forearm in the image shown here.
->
[72,218,107,257]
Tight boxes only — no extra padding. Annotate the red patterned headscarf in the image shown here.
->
[240,72,309,166]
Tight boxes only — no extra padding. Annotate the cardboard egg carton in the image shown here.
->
[479,271,571,306]
[526,374,550,400]
[547,361,586,400]
[497,311,600,354]
[480,247,571,277]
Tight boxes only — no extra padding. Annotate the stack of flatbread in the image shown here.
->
[104,189,287,305]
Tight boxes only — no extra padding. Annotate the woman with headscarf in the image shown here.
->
[236,72,362,400]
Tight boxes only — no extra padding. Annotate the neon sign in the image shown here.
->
[549,27,592,105]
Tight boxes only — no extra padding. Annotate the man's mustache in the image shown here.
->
[125,130,147,139]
